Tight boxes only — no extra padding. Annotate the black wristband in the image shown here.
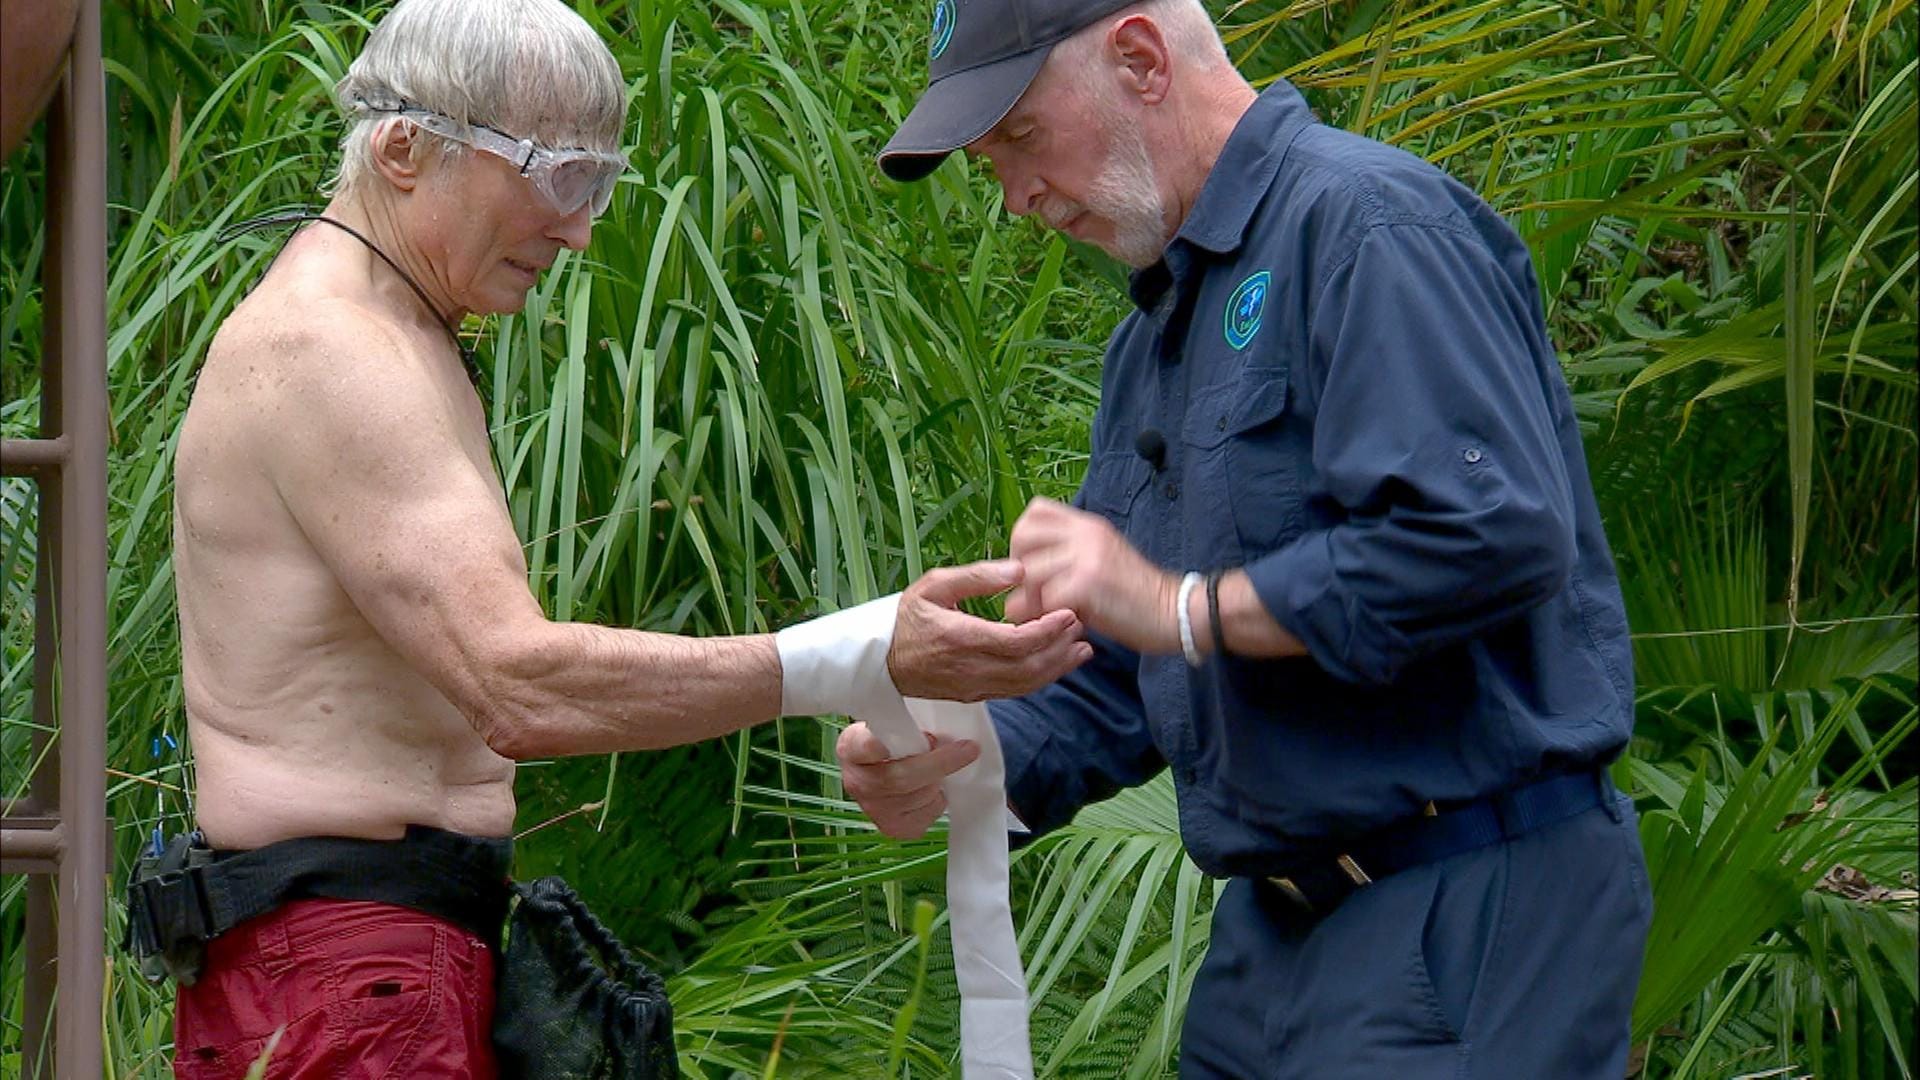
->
[1206,569,1228,658]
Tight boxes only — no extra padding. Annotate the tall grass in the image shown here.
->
[1,0,1914,1076]
[3,0,1115,1071]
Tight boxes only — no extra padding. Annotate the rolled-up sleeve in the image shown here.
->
[1245,222,1577,685]
[988,627,1162,837]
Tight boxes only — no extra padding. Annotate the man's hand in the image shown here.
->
[1007,497,1180,654]
[837,723,980,838]
[887,559,1093,701]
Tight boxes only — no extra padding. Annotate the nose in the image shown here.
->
[967,147,1040,219]
[998,164,1043,218]
[551,203,594,251]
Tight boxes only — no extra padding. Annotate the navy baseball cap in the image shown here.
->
[880,0,1139,182]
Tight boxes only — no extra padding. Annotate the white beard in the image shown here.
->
[1083,118,1170,268]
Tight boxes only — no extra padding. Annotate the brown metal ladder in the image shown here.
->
[0,1,111,1075]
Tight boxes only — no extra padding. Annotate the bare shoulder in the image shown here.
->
[197,292,454,460]
[204,292,422,408]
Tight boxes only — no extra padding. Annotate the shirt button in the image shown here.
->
[1216,416,1227,431]
[1464,447,1484,464]
[1164,481,1179,500]
[1178,768,1197,786]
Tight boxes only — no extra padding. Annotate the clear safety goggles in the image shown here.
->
[361,101,628,218]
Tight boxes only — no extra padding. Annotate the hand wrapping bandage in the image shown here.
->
[777,594,1033,1079]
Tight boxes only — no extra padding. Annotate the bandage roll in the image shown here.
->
[775,595,1035,1079]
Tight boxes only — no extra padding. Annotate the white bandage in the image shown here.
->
[774,594,1035,1079]
[775,595,918,734]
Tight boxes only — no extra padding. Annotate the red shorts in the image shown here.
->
[173,898,497,1079]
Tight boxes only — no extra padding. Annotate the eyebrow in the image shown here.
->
[973,109,1031,154]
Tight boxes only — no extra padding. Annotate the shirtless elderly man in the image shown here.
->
[140,0,1088,1073]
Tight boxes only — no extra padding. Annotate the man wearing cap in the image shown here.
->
[836,0,1652,1075]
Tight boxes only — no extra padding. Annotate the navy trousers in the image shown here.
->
[1180,796,1651,1078]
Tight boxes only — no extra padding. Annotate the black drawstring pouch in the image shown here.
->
[493,877,679,1079]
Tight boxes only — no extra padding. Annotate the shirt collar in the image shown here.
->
[1128,80,1316,312]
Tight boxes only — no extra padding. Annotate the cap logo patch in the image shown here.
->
[1224,270,1270,350]
[929,0,956,60]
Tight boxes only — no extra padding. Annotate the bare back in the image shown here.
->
[176,225,516,849]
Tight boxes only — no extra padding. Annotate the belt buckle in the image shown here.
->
[1336,854,1372,886]
[1268,854,1373,914]
[1267,876,1314,912]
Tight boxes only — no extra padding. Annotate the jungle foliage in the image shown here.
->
[1,0,1914,1076]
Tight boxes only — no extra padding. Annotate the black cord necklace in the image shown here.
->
[218,210,483,387]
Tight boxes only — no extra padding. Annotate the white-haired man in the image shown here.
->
[839,1,1652,1076]
[142,0,1090,1073]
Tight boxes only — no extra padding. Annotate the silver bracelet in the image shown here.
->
[1176,571,1204,667]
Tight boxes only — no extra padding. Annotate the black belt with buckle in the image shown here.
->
[1259,768,1622,918]
[123,824,512,985]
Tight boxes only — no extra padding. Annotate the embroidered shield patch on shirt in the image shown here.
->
[1225,270,1270,351]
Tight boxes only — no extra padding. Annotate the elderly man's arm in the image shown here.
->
[263,311,1085,759]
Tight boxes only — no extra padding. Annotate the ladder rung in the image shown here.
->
[0,436,72,476]
[0,817,65,874]
[1,795,47,818]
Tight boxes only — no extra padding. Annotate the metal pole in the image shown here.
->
[51,0,108,1074]
[12,353,55,1077]
[18,13,72,1071]
[22,877,59,1079]
[1,2,106,1076]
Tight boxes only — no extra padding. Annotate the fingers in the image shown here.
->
[838,725,979,797]
[1004,606,1079,648]
[1026,627,1096,686]
[1010,612,1094,692]
[884,791,950,839]
[906,605,1086,700]
[836,726,979,840]
[919,733,984,782]
[1009,497,1073,556]
[1009,501,1104,624]
[834,722,901,768]
[1004,582,1043,624]
[952,605,1080,659]
[1014,496,1070,530]
[892,548,1094,700]
[911,558,1024,608]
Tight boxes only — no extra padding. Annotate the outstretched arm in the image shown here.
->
[267,314,1085,759]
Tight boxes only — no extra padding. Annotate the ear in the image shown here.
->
[1108,14,1173,106]
[367,116,422,193]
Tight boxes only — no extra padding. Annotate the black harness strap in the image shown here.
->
[218,211,482,385]
[126,825,512,981]
[214,209,507,484]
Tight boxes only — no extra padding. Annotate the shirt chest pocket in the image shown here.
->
[1078,453,1154,553]
[1182,367,1302,561]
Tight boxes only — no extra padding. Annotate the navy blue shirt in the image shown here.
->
[988,81,1635,879]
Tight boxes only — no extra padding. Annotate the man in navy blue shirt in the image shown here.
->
[841,1,1652,1075]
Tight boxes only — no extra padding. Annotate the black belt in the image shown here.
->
[124,824,512,984]
[1258,769,1622,918]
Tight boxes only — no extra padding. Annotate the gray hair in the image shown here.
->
[1050,0,1230,81]
[331,0,627,195]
